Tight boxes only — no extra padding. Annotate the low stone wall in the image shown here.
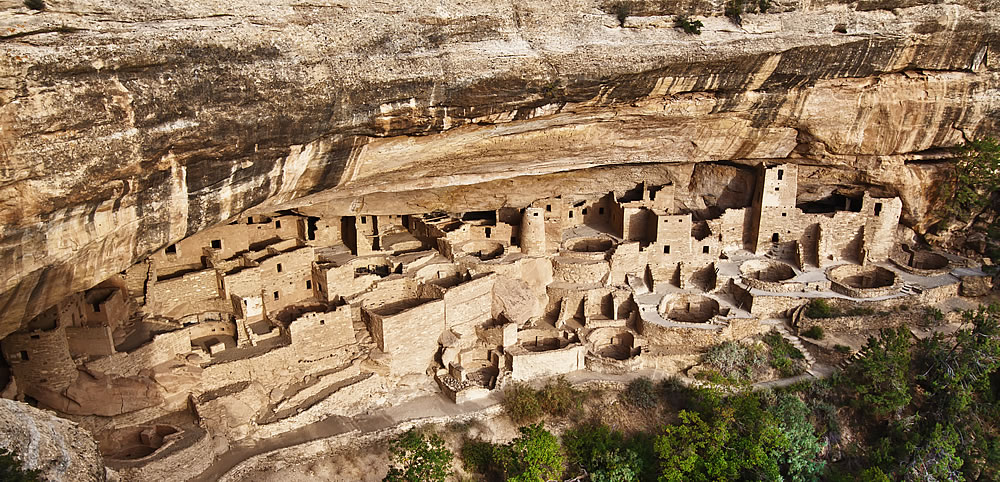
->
[551,257,609,284]
[507,344,586,381]
[827,264,902,298]
[86,330,191,378]
[66,325,115,358]
[108,426,214,482]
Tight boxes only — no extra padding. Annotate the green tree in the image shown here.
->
[772,394,826,481]
[851,327,912,419]
[655,409,737,481]
[563,423,644,481]
[384,429,453,482]
[503,383,542,425]
[495,423,564,482]
[0,449,40,482]
[940,137,1000,226]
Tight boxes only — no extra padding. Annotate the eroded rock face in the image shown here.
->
[0,398,107,481]
[1,0,998,336]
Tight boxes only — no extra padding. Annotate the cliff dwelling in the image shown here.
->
[1,0,998,478]
[0,159,993,479]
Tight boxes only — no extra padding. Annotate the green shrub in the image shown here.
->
[503,383,542,425]
[846,306,876,317]
[384,429,453,482]
[802,325,825,340]
[460,439,495,475]
[703,341,767,381]
[494,423,565,482]
[806,299,836,318]
[0,449,40,482]
[537,377,581,417]
[620,377,658,408]
[923,307,945,326]
[763,330,806,377]
[674,15,703,34]
[694,369,732,385]
[834,344,852,354]
[23,0,44,10]
[757,0,771,12]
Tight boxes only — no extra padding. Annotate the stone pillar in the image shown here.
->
[521,207,546,255]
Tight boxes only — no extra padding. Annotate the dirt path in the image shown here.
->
[191,365,830,482]
[190,391,501,482]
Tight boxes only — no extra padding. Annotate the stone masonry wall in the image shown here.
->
[1,326,77,394]
[85,329,191,378]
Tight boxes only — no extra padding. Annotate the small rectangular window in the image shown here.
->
[546,205,552,212]
[772,233,779,242]
[703,246,710,254]
[275,220,281,229]
[273,291,279,300]
[92,303,101,313]
[211,239,222,249]
[782,212,787,217]
[582,208,588,215]
[29,335,39,340]
[306,280,312,290]
[165,244,177,254]
[774,187,780,192]
[361,217,367,224]
[777,169,784,180]
[599,207,605,215]
[19,351,28,361]
[248,217,253,223]
[664,245,671,254]
[874,203,883,216]
[485,228,492,238]
[568,212,574,219]
[511,236,519,245]
[277,263,283,273]
[533,212,539,217]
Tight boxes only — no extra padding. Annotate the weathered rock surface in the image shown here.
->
[1,0,998,336]
[0,398,107,481]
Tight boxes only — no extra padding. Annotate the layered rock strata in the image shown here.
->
[1,0,998,335]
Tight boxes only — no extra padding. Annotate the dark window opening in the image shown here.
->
[275,220,281,229]
[306,280,312,290]
[703,246,710,254]
[568,212,574,219]
[276,263,283,273]
[92,303,101,313]
[307,217,319,241]
[599,207,605,215]
[664,245,671,254]
[782,212,787,217]
[211,239,222,249]
[29,335,39,340]
[165,244,177,255]
[874,203,883,216]
[243,299,247,305]
[248,217,253,224]
[273,291,279,300]
[777,169,784,180]
[533,212,539,217]
[461,211,497,223]
[772,233,779,242]
[582,208,588,215]
[485,228,492,238]
[361,217,367,224]
[319,320,325,325]
[546,205,552,212]
[798,193,864,213]
[511,236,519,245]
[775,187,780,192]
[19,351,28,361]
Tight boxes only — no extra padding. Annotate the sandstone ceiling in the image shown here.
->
[0,0,998,337]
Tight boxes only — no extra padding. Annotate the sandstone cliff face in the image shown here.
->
[0,398,107,481]
[1,0,998,336]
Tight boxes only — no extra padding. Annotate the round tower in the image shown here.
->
[520,207,547,255]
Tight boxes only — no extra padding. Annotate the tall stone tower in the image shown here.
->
[520,207,546,255]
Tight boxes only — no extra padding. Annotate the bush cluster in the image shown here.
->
[702,341,767,382]
[763,330,806,378]
[802,325,825,340]
[502,377,582,424]
[674,15,703,34]
[619,377,658,408]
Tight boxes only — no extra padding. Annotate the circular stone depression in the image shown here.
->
[740,259,795,282]
[102,424,181,460]
[566,237,615,253]
[587,327,637,360]
[459,240,504,261]
[658,294,720,324]
[828,264,900,297]
[891,245,950,274]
